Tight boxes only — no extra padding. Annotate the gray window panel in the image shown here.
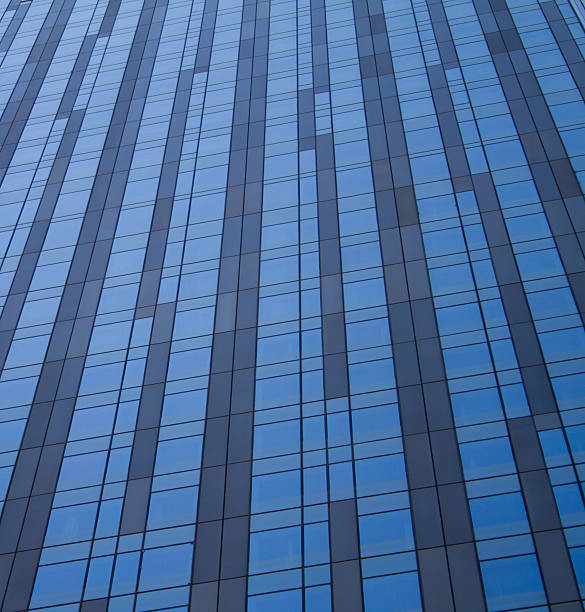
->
[383,122,407,158]
[322,313,347,355]
[489,245,521,285]
[534,412,562,431]
[438,484,474,545]
[430,429,463,484]
[96,207,122,241]
[220,517,249,579]
[221,220,242,265]
[534,530,580,603]
[17,494,51,550]
[510,322,544,368]
[406,261,431,301]
[143,231,167,271]
[318,200,340,241]
[244,183,262,215]
[151,302,176,344]
[418,547,456,612]
[32,445,64,496]
[520,133,547,164]
[34,361,64,404]
[508,417,546,472]
[395,187,419,226]
[404,433,435,489]
[531,163,564,200]
[235,82,251,104]
[211,332,235,374]
[384,263,409,304]
[372,159,393,191]
[129,430,158,480]
[231,368,254,414]
[9,254,36,293]
[321,274,344,315]
[316,169,337,201]
[23,222,50,253]
[218,578,246,612]
[565,196,585,233]
[481,210,510,248]
[569,271,585,314]
[66,317,94,359]
[67,244,93,285]
[331,560,364,612]
[45,320,74,362]
[551,159,583,199]
[521,364,558,414]
[380,228,403,266]
[313,64,329,88]
[238,253,259,290]
[20,405,51,450]
[543,200,575,236]
[81,599,108,612]
[225,194,244,227]
[550,603,585,612]
[499,283,531,324]
[447,543,487,612]
[376,189,399,229]
[235,288,258,330]
[143,342,170,386]
[0,554,12,610]
[0,499,26,554]
[400,225,424,263]
[231,124,248,151]
[361,77,381,101]
[198,466,226,522]
[438,114,464,148]
[224,462,251,518]
[250,78,267,102]
[215,293,237,334]
[2,549,40,612]
[202,417,229,467]
[137,383,165,430]
[368,124,389,161]
[45,399,75,445]
[237,58,253,80]
[6,448,40,500]
[412,299,438,340]
[120,477,152,535]
[323,353,349,399]
[207,373,232,419]
[77,280,104,318]
[432,88,453,114]
[520,470,562,531]
[316,137,335,171]
[470,173,497,211]
[0,295,24,334]
[228,150,246,186]
[136,306,156,320]
[234,328,256,370]
[320,239,341,277]
[397,385,428,435]
[299,118,314,142]
[445,145,470,178]
[394,341,421,387]
[329,500,359,562]
[411,487,444,548]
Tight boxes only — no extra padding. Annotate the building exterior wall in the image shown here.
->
[0,0,584,609]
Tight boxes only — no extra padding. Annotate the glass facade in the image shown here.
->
[0,0,584,609]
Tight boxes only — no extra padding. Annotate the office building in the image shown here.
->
[0,0,584,609]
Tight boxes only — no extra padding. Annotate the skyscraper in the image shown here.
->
[0,0,584,609]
